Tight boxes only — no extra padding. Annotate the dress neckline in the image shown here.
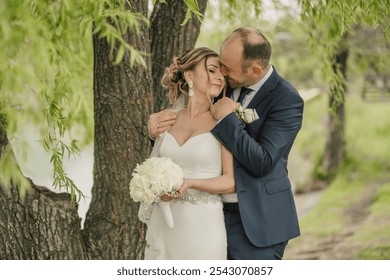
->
[165,131,211,148]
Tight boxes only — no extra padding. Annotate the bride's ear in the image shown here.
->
[184,71,192,84]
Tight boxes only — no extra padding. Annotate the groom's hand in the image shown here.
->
[148,109,177,139]
[211,97,238,121]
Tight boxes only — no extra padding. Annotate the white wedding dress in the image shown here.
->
[143,131,227,260]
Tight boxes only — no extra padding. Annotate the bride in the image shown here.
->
[140,47,235,259]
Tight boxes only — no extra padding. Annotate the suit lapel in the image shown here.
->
[216,69,280,106]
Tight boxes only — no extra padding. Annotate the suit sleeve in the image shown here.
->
[211,93,304,177]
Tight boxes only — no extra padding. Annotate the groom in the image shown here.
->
[148,27,303,260]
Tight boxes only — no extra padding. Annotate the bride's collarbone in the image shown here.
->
[175,112,212,125]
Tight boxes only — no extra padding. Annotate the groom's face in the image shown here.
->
[219,37,251,89]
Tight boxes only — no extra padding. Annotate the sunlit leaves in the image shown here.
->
[0,145,30,198]
[221,0,263,21]
[151,0,205,26]
[48,138,82,203]
[0,107,30,198]
[181,0,203,25]
[93,4,149,66]
[0,0,150,201]
[298,0,389,108]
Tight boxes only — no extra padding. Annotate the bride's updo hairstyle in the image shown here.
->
[161,47,219,104]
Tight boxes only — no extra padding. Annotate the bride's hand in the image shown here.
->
[159,179,190,202]
[160,190,183,202]
[178,179,191,194]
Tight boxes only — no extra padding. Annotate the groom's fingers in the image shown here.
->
[148,109,177,138]
[211,97,237,120]
[159,118,176,128]
[158,109,177,121]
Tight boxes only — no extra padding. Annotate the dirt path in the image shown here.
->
[294,189,324,219]
[286,183,379,259]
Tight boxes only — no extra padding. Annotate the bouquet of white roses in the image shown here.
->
[129,157,184,228]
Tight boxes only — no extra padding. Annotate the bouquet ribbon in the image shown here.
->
[158,201,174,228]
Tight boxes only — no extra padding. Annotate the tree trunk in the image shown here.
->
[0,0,204,260]
[0,184,86,259]
[151,0,208,111]
[322,39,349,179]
[0,121,85,259]
[82,1,152,259]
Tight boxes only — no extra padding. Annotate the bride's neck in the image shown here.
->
[187,96,211,118]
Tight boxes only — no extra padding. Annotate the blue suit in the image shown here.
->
[211,68,303,259]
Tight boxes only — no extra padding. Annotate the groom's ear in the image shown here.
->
[251,64,262,77]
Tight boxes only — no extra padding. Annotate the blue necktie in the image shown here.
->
[237,87,252,104]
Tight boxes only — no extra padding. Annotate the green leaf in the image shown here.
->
[114,44,125,65]
[181,0,203,25]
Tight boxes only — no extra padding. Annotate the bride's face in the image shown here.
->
[192,57,225,99]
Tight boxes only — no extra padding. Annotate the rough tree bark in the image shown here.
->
[0,0,204,260]
[82,1,152,259]
[0,119,86,259]
[151,0,208,112]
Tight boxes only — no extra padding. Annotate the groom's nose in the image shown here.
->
[220,65,228,77]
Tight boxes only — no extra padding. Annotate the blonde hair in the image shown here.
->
[161,47,219,104]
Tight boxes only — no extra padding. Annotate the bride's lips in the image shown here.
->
[211,82,224,88]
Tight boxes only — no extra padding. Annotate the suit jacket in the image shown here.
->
[211,68,303,247]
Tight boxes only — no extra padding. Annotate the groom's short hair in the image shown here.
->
[228,27,272,70]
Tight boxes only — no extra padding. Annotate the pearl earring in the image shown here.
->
[188,81,194,96]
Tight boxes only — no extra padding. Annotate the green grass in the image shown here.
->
[288,92,390,259]
[295,93,327,168]
[355,183,390,259]
[298,165,369,237]
[346,95,390,166]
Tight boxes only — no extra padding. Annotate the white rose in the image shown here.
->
[243,108,257,123]
[129,156,184,204]
[131,187,155,204]
[235,105,258,124]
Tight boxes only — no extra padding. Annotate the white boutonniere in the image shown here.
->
[235,105,258,124]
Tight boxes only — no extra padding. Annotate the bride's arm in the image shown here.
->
[179,146,235,194]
